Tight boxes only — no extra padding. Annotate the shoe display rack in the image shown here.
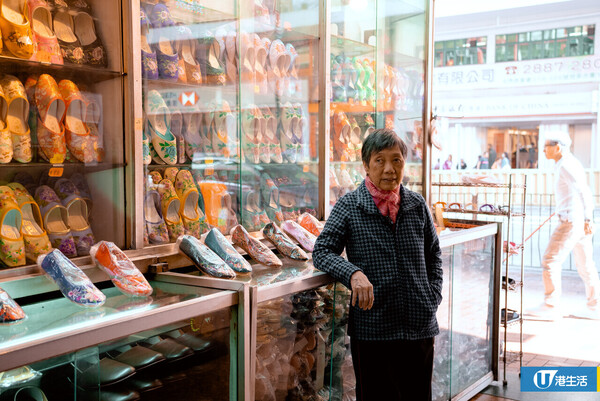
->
[0,0,126,274]
[326,0,428,212]
[432,175,528,385]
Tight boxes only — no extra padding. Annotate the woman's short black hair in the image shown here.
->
[361,128,408,165]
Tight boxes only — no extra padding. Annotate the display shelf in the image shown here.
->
[433,181,526,189]
[438,207,525,218]
[158,1,235,25]
[331,35,375,58]
[0,56,123,83]
[0,162,126,173]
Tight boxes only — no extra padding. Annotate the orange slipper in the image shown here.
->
[58,79,95,163]
[35,74,66,163]
[1,75,31,163]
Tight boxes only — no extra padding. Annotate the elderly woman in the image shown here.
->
[313,129,442,401]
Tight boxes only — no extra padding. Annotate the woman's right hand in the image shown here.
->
[350,271,374,310]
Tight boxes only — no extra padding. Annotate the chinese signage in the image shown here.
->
[434,56,600,90]
[521,367,598,392]
[433,91,596,118]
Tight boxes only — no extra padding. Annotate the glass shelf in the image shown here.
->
[0,56,123,83]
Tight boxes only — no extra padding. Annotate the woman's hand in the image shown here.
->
[350,271,374,310]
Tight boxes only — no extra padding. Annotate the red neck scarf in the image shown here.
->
[365,176,401,223]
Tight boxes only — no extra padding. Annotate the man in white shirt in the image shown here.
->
[536,131,599,319]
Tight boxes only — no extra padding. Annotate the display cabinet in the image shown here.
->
[0,273,247,400]
[0,0,126,275]
[157,258,351,401]
[433,223,501,401]
[326,0,431,213]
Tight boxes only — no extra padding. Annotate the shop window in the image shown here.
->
[434,36,487,66]
[495,24,595,62]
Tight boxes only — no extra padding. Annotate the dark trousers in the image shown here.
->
[351,337,434,401]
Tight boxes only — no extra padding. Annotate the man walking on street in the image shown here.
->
[532,131,599,320]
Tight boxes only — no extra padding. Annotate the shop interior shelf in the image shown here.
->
[0,162,126,173]
[439,207,525,218]
[163,1,235,25]
[0,56,123,83]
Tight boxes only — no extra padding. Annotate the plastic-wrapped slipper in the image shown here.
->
[0,287,26,323]
[178,235,235,278]
[38,249,105,307]
[205,227,251,273]
[90,241,153,297]
[281,220,316,252]
[230,224,282,268]
[263,222,307,261]
[297,212,323,237]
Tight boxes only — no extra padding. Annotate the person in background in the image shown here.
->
[528,145,538,168]
[457,158,467,169]
[313,129,443,401]
[442,154,453,170]
[530,131,599,320]
[487,144,496,169]
[433,158,440,170]
[501,152,511,169]
[476,152,489,169]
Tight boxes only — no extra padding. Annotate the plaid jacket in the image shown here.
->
[313,182,443,340]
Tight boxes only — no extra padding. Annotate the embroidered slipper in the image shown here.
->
[263,222,308,261]
[211,100,235,160]
[0,75,31,163]
[78,88,103,161]
[140,9,157,80]
[154,31,178,81]
[221,192,238,234]
[332,111,351,162]
[174,169,200,238]
[54,178,94,256]
[0,83,12,164]
[224,30,237,84]
[35,74,66,163]
[182,111,202,159]
[8,183,51,263]
[0,0,34,59]
[197,33,226,85]
[240,105,261,164]
[176,24,202,84]
[58,79,95,163]
[267,39,287,96]
[205,227,251,273]
[157,178,184,241]
[242,190,260,232]
[69,172,92,216]
[170,112,184,164]
[90,241,153,297]
[261,177,283,224]
[278,102,298,163]
[238,31,255,83]
[231,224,281,267]
[73,11,107,67]
[292,103,306,162]
[254,33,267,94]
[145,90,177,165]
[177,235,235,278]
[38,249,105,306]
[281,220,316,252]
[0,287,26,323]
[298,212,323,237]
[144,190,169,244]
[0,186,25,267]
[28,0,62,64]
[163,166,179,183]
[53,9,85,64]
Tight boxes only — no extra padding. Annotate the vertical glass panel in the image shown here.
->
[328,0,377,213]
[140,0,238,244]
[556,39,567,57]
[377,0,426,196]
[543,40,555,58]
[432,246,452,401]
[0,0,125,268]
[255,284,350,399]
[449,236,495,397]
[496,45,506,62]
[518,43,530,60]
[238,0,320,230]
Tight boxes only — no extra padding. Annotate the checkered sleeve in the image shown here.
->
[313,196,361,289]
[423,201,443,305]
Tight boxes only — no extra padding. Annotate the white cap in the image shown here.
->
[544,131,571,148]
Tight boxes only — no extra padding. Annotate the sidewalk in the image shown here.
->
[478,267,600,401]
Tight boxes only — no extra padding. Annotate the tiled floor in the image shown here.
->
[470,268,600,401]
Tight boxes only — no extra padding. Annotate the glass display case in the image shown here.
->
[326,0,429,213]
[0,0,125,274]
[433,223,501,401]
[0,275,245,400]
[135,0,321,251]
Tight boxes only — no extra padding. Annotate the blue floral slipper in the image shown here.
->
[38,249,106,307]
